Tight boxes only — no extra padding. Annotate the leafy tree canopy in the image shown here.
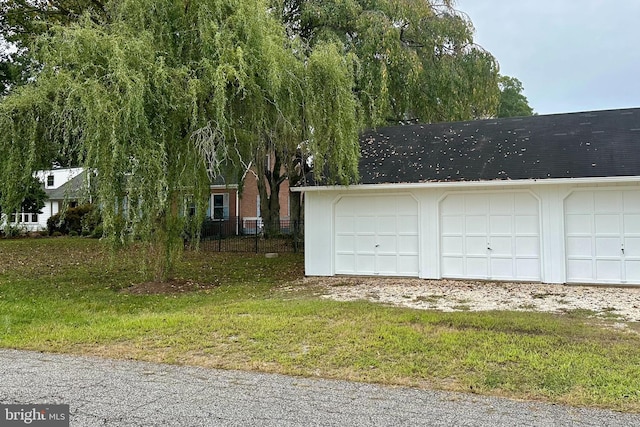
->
[497,75,534,118]
[0,0,360,279]
[272,0,501,125]
[0,175,46,217]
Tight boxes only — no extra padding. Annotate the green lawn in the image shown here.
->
[1,238,639,412]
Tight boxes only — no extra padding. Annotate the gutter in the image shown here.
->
[291,175,640,192]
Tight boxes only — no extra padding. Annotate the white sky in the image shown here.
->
[455,0,640,115]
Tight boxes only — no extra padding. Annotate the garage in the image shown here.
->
[440,192,541,281]
[565,190,640,284]
[334,195,419,276]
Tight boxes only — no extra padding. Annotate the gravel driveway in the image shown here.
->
[305,277,640,323]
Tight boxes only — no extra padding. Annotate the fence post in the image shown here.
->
[255,219,259,253]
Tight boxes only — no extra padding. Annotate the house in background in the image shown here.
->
[5,159,292,234]
[4,167,84,232]
[297,107,640,286]
[207,164,291,235]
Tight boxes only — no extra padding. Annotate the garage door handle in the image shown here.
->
[487,246,492,251]
[375,244,380,248]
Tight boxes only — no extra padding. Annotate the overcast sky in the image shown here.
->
[455,0,640,115]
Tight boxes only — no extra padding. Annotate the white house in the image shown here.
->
[4,167,84,231]
[296,108,640,286]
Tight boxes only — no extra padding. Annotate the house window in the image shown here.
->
[47,175,54,187]
[211,194,229,220]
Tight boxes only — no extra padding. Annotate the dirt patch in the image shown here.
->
[122,279,219,295]
[294,277,640,323]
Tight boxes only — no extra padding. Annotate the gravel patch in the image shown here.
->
[301,277,640,323]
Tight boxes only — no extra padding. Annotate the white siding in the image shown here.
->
[302,181,640,285]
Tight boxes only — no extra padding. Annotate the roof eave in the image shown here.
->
[292,175,640,192]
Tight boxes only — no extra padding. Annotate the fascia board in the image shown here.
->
[291,175,640,193]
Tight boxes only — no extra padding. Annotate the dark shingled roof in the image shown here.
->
[45,172,87,200]
[359,107,640,184]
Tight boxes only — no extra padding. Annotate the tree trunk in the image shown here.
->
[257,150,285,238]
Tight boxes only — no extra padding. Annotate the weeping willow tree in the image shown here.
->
[0,0,360,280]
[262,0,501,226]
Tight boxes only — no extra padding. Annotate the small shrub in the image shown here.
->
[3,225,24,238]
[52,231,63,237]
[69,230,79,237]
[91,225,103,238]
[47,204,101,236]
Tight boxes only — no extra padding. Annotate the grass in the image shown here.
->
[1,238,640,412]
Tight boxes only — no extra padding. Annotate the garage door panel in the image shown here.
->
[624,237,640,255]
[442,236,463,255]
[490,237,512,256]
[623,192,640,210]
[490,216,512,234]
[336,254,355,273]
[399,215,419,232]
[626,261,640,282]
[357,217,375,233]
[442,195,464,214]
[466,215,487,234]
[594,192,622,212]
[595,215,621,234]
[377,216,397,233]
[356,235,376,252]
[565,214,591,234]
[466,236,487,255]
[567,237,592,257]
[356,255,375,274]
[516,259,541,279]
[442,257,463,276]
[336,235,355,252]
[398,256,419,275]
[491,258,514,279]
[596,259,622,281]
[515,216,538,234]
[398,235,419,253]
[567,259,593,281]
[466,194,489,211]
[490,194,514,214]
[441,216,462,233]
[466,257,488,278]
[376,255,398,274]
[515,193,539,213]
[335,216,354,233]
[595,237,621,256]
[624,214,640,233]
[377,235,397,252]
[566,192,593,213]
[515,236,540,256]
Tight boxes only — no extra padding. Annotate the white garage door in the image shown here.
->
[335,195,419,276]
[440,192,541,281]
[565,190,640,284]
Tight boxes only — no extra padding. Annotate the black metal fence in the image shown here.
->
[194,217,304,253]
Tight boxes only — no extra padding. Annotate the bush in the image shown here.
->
[2,225,24,238]
[69,230,78,237]
[91,225,103,239]
[47,204,101,236]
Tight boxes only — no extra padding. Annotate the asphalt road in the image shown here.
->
[1,349,638,426]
